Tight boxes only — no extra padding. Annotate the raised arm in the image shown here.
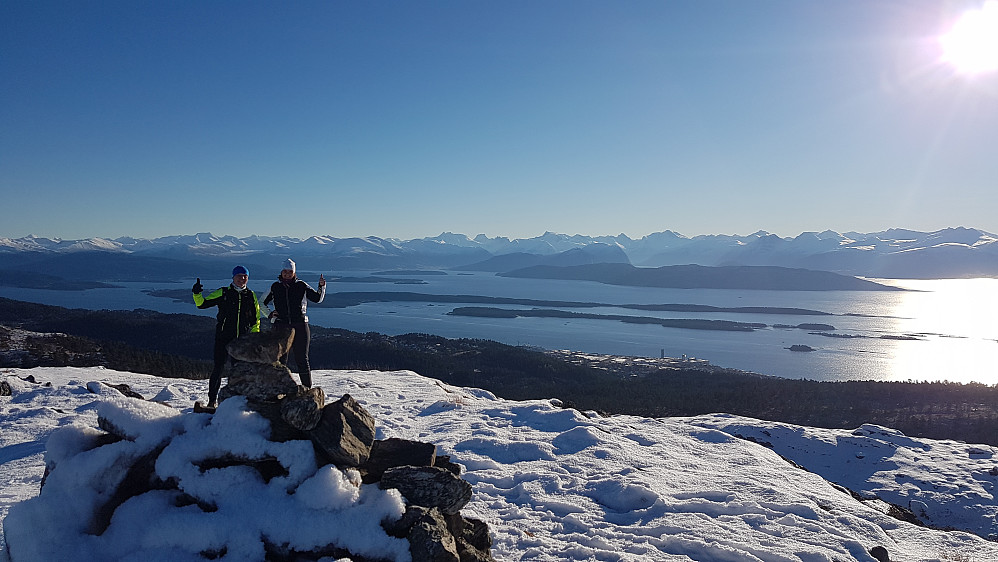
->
[192,278,225,309]
[306,275,326,303]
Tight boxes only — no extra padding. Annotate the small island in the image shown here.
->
[775,323,837,331]
[448,306,767,332]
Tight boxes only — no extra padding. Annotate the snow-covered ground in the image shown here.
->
[2,366,996,561]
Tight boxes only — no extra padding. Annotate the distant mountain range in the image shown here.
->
[1,227,996,280]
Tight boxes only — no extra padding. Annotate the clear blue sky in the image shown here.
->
[3,1,997,241]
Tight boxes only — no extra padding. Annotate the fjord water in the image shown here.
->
[2,273,996,384]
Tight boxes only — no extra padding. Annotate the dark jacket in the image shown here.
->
[193,285,261,340]
[260,277,325,324]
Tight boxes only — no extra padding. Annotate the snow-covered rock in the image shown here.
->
[3,367,998,560]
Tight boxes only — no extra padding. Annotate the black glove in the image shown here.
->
[192,278,203,294]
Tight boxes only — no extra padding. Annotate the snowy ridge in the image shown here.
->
[2,228,996,258]
[2,227,997,277]
[2,367,997,561]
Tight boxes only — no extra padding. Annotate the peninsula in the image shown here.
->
[498,263,901,291]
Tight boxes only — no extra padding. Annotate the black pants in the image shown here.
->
[277,321,312,387]
[209,334,236,403]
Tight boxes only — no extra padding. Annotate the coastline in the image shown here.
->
[543,348,770,379]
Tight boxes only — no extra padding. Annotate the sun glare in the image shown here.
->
[940,1,998,74]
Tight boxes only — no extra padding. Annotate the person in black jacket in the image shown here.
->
[260,258,325,387]
[192,265,261,407]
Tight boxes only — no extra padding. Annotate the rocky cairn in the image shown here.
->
[16,328,495,562]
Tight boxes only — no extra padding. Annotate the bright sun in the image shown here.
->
[940,1,998,74]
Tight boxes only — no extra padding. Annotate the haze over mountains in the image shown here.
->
[2,227,996,280]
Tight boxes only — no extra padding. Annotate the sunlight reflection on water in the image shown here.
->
[875,278,998,384]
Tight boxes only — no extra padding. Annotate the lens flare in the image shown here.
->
[940,1,998,74]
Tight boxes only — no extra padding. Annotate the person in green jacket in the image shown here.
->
[192,265,261,407]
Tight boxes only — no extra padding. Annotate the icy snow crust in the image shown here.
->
[690,415,998,541]
[2,366,997,561]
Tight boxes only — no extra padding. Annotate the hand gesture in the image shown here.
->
[192,278,203,294]
[318,274,326,288]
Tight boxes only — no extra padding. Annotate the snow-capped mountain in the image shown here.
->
[2,227,997,278]
[0,235,129,254]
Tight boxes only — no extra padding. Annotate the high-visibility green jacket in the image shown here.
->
[193,284,261,340]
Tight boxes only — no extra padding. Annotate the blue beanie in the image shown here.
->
[232,265,249,277]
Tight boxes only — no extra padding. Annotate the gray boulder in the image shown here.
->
[869,546,890,562]
[435,454,463,477]
[453,516,495,562]
[381,465,473,516]
[240,396,306,443]
[308,394,376,467]
[221,361,298,402]
[408,507,460,562]
[362,437,438,483]
[280,386,325,431]
[225,327,294,364]
[215,329,310,441]
[382,505,495,562]
[86,381,144,399]
[97,401,176,441]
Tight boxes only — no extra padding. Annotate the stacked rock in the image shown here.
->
[219,329,494,560]
[65,328,496,562]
